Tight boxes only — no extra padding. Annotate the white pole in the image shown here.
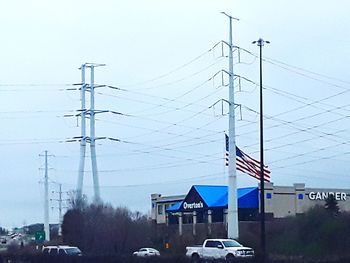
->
[227,15,239,239]
[58,184,62,223]
[76,64,87,201]
[90,65,101,203]
[58,183,63,235]
[44,150,50,241]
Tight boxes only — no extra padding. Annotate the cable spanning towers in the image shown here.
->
[76,63,106,203]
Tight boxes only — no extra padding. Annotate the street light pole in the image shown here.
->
[252,38,269,262]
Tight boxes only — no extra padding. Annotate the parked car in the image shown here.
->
[133,248,160,257]
[42,245,82,256]
[186,239,254,262]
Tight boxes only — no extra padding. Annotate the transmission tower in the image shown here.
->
[39,150,53,241]
[51,183,69,235]
[75,63,107,203]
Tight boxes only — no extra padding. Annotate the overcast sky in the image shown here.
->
[1,0,350,228]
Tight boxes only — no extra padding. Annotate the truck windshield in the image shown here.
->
[222,240,242,247]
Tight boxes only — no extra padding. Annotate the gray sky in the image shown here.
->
[1,0,350,228]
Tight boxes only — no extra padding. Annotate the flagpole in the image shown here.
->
[221,12,239,239]
[253,38,270,262]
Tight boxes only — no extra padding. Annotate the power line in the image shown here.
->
[0,83,75,87]
[234,46,350,90]
[264,56,350,86]
[125,57,226,91]
[240,105,350,144]
[59,171,227,189]
[271,170,350,184]
[110,107,218,142]
[269,140,350,165]
[242,108,350,146]
[106,73,242,117]
[56,155,224,174]
[116,79,213,115]
[238,76,350,119]
[118,41,225,88]
[117,139,223,161]
[0,110,75,114]
[0,139,66,145]
[95,91,215,118]
[96,114,224,142]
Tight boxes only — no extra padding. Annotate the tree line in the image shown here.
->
[266,195,350,258]
[62,202,154,255]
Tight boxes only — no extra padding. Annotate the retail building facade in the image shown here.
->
[151,183,350,235]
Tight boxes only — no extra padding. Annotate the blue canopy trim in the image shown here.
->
[166,185,258,212]
[166,201,182,212]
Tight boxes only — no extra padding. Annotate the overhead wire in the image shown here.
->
[271,144,350,167]
[124,56,227,91]
[243,106,350,146]
[118,41,224,88]
[241,104,350,144]
[90,56,350,181]
[102,139,224,166]
[235,45,350,90]
[96,112,225,143]
[58,171,227,189]
[96,91,215,118]
[4,45,350,190]
[56,155,224,174]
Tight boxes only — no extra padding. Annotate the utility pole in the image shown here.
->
[40,150,52,241]
[44,151,50,241]
[221,12,239,239]
[89,64,101,203]
[76,64,87,201]
[58,184,62,227]
[252,38,270,262]
[51,183,68,236]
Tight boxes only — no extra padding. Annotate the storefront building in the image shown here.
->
[151,183,350,235]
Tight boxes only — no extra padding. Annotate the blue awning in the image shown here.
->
[167,201,182,212]
[166,185,258,212]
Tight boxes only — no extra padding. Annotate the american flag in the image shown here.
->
[225,134,271,182]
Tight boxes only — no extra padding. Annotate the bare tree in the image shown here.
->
[61,203,153,255]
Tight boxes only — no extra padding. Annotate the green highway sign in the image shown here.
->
[35,231,46,242]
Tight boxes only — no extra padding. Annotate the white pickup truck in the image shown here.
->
[186,239,254,262]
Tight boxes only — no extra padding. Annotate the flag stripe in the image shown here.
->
[237,166,270,182]
[236,159,271,177]
[225,134,271,182]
